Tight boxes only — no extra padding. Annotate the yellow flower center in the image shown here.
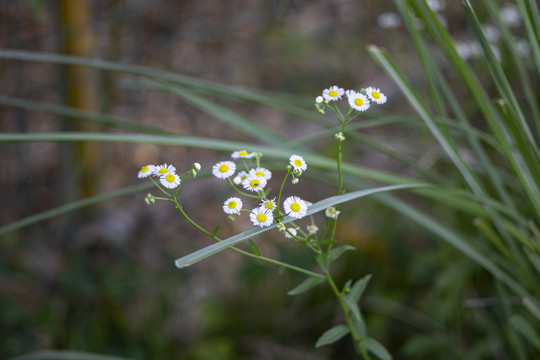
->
[219,164,229,173]
[328,208,336,214]
[294,159,303,167]
[141,166,150,173]
[372,91,380,99]
[354,98,364,106]
[329,90,338,97]
[256,213,267,222]
[240,150,248,156]
[165,174,176,182]
[159,168,168,174]
[256,171,265,177]
[264,202,273,210]
[228,201,237,209]
[250,179,260,188]
[291,202,301,212]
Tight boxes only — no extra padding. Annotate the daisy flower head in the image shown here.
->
[249,167,272,181]
[289,154,307,173]
[160,172,181,189]
[260,198,277,211]
[325,206,341,219]
[138,165,155,178]
[223,197,243,215]
[231,150,256,159]
[242,174,267,192]
[284,227,298,239]
[249,207,274,227]
[365,87,387,104]
[283,196,308,219]
[212,161,236,179]
[233,170,249,185]
[347,90,370,112]
[154,163,177,176]
[322,85,345,101]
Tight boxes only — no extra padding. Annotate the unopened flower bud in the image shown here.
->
[315,96,323,104]
[292,178,299,184]
[145,193,156,204]
[335,132,345,141]
[193,162,201,171]
[307,224,319,235]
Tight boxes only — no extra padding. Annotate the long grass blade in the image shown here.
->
[174,184,429,268]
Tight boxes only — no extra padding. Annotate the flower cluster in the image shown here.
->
[212,151,310,229]
[138,163,183,189]
[316,85,387,114]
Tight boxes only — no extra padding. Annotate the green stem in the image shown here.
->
[170,191,324,279]
[325,271,372,360]
[275,170,290,217]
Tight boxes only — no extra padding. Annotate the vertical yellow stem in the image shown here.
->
[60,0,97,197]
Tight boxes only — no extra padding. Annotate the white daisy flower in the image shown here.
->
[322,85,345,101]
[325,206,341,219]
[223,197,243,215]
[212,161,236,179]
[231,150,256,159]
[160,173,181,189]
[233,170,249,185]
[138,165,155,178]
[289,154,307,173]
[283,196,308,219]
[284,227,298,239]
[242,174,267,192]
[249,167,272,180]
[249,207,274,227]
[365,87,387,105]
[347,90,370,111]
[260,198,277,211]
[154,163,176,176]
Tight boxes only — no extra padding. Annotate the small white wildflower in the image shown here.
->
[223,197,243,215]
[283,196,308,219]
[233,170,248,185]
[260,198,277,211]
[289,154,307,173]
[325,206,341,219]
[346,90,370,111]
[212,161,236,179]
[322,85,345,101]
[249,207,274,227]
[242,174,267,192]
[138,165,155,178]
[249,167,272,181]
[365,87,387,105]
[160,173,181,189]
[154,164,176,176]
[231,150,256,159]
[307,224,319,235]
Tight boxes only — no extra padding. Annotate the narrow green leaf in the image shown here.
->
[328,245,356,264]
[348,274,372,304]
[0,183,152,236]
[510,315,540,350]
[287,276,325,296]
[361,337,393,360]
[351,312,366,338]
[212,224,221,236]
[315,324,350,348]
[342,295,362,321]
[249,239,261,257]
[522,298,540,322]
[175,184,429,268]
